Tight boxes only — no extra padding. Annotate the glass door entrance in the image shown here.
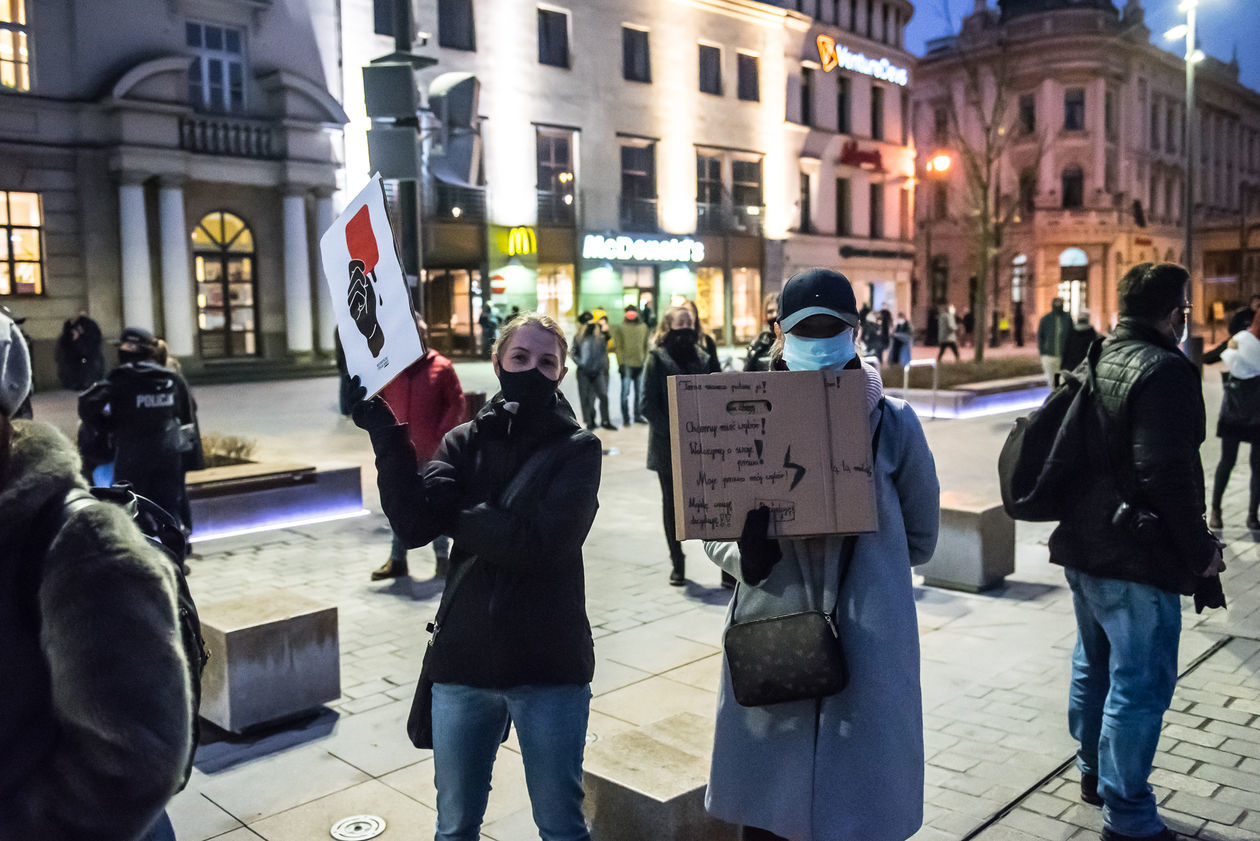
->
[192,211,258,358]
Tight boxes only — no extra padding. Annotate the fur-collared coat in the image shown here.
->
[0,420,191,841]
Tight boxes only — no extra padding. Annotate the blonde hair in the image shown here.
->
[494,312,569,361]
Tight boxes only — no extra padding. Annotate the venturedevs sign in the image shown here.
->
[816,35,909,87]
[582,234,705,263]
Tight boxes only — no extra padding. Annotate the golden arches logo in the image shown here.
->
[506,226,537,257]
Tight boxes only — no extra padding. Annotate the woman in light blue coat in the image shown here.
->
[705,269,940,841]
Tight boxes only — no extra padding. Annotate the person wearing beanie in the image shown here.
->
[0,311,193,841]
[1060,309,1100,373]
[77,327,203,533]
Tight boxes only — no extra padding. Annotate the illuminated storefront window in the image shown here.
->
[0,190,42,295]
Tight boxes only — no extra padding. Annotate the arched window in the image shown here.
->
[1061,166,1084,209]
[1058,248,1088,316]
[1011,253,1028,303]
[191,211,258,358]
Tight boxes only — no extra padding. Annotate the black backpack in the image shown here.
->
[32,484,208,791]
[998,339,1104,521]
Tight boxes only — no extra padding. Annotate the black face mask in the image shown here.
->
[498,366,558,411]
[664,328,696,353]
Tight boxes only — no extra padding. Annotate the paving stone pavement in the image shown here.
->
[27,362,1260,841]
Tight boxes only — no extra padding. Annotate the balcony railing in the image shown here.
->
[619,196,659,232]
[537,190,576,226]
[179,115,285,159]
[430,182,486,223]
[696,201,765,236]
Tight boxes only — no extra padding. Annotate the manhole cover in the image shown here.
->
[330,815,386,840]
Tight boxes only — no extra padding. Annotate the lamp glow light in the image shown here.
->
[190,507,370,544]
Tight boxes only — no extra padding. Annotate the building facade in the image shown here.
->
[339,0,916,353]
[0,0,347,388]
[910,0,1260,342]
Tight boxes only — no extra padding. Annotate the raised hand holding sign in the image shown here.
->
[319,175,424,397]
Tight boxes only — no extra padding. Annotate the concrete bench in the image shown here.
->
[186,461,362,541]
[917,493,1015,592]
[583,712,736,841]
[197,592,340,733]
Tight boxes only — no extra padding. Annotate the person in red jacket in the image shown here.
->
[372,317,466,580]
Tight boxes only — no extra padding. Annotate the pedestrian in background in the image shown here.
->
[478,302,499,360]
[572,310,616,431]
[685,299,723,373]
[937,304,960,361]
[0,304,32,417]
[642,305,715,586]
[78,327,203,534]
[1060,310,1099,374]
[1050,263,1224,841]
[743,293,779,372]
[351,313,601,841]
[1210,308,1260,531]
[611,304,650,425]
[55,311,105,391]
[1,309,193,841]
[372,316,466,581]
[890,312,914,366]
[704,269,940,841]
[1037,297,1074,386]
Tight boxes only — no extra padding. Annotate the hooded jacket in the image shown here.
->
[369,392,601,687]
[0,420,191,841]
[641,343,714,472]
[1049,318,1217,595]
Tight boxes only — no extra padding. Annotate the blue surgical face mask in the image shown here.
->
[781,330,856,371]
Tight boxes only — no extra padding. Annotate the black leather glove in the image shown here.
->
[1194,574,1226,613]
[348,375,397,432]
[737,506,781,585]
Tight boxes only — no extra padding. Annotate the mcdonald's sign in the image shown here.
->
[506,226,537,257]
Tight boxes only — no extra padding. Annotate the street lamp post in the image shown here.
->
[1166,1,1205,352]
[921,153,952,326]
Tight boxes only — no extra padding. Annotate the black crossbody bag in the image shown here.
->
[723,401,884,708]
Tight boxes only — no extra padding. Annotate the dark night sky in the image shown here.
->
[904,1,1260,92]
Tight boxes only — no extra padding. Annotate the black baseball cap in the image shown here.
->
[776,269,861,333]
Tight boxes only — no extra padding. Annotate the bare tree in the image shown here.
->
[939,32,1044,362]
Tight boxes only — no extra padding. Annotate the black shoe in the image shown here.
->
[1248,515,1260,531]
[371,558,409,581]
[1080,773,1103,806]
[669,558,686,586]
[1100,827,1182,841]
[586,423,597,431]
[600,422,618,431]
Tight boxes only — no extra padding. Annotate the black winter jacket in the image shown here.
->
[641,344,713,472]
[370,393,601,688]
[1049,318,1216,595]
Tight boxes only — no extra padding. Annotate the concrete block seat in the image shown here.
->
[917,491,1015,592]
[197,592,340,734]
[186,461,362,540]
[583,711,736,841]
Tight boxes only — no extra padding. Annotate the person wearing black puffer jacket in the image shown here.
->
[352,312,601,841]
[1049,263,1225,841]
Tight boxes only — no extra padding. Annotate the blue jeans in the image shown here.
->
[1066,568,1181,838]
[390,531,450,562]
[431,683,592,841]
[619,365,643,423]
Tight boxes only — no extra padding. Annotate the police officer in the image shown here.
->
[79,327,203,533]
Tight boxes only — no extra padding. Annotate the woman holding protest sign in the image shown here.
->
[642,304,716,586]
[350,312,601,841]
[703,269,940,841]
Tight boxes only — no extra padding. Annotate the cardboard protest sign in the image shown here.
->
[319,174,424,397]
[667,369,878,540]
